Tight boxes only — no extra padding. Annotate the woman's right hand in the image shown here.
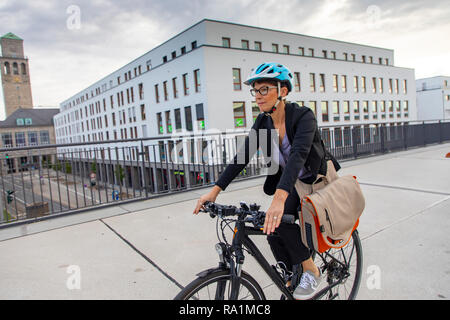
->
[193,185,222,214]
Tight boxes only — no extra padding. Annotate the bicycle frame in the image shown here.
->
[218,214,295,300]
[221,223,354,300]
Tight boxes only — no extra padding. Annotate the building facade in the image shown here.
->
[0,33,33,119]
[54,19,416,190]
[0,108,58,174]
[416,76,450,121]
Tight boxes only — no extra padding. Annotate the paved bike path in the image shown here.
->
[0,143,449,299]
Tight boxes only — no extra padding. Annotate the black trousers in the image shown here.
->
[266,190,311,272]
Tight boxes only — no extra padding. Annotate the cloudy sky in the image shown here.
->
[1,0,449,111]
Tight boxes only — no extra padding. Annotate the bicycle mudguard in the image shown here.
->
[196,266,228,278]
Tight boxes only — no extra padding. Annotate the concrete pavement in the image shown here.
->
[0,143,449,299]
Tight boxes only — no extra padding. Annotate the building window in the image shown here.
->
[294,72,301,92]
[395,79,399,94]
[191,41,197,50]
[163,56,167,63]
[319,74,325,92]
[321,101,329,122]
[381,101,386,118]
[283,45,289,54]
[165,111,172,133]
[299,47,304,56]
[3,62,10,75]
[322,50,327,58]
[389,79,393,94]
[372,101,378,119]
[351,54,356,61]
[233,102,246,128]
[252,102,260,122]
[171,51,176,59]
[40,131,50,145]
[163,81,169,101]
[354,101,360,120]
[157,113,163,134]
[354,76,359,93]
[28,131,38,146]
[1,133,12,147]
[233,68,242,91]
[332,101,340,122]
[343,101,350,121]
[379,78,384,94]
[13,62,18,75]
[372,77,377,93]
[343,53,348,61]
[140,104,146,120]
[155,84,160,103]
[272,44,279,53]
[222,37,231,48]
[309,48,314,57]
[21,63,26,75]
[333,74,338,92]
[241,40,249,50]
[172,77,178,98]
[331,51,336,59]
[310,73,316,92]
[183,73,189,95]
[363,101,369,119]
[361,76,366,93]
[362,55,366,63]
[403,79,407,94]
[174,108,182,132]
[403,100,409,117]
[15,132,26,147]
[181,46,186,55]
[138,83,144,99]
[342,75,347,93]
[196,103,205,130]
[254,41,262,51]
[184,106,193,131]
[309,101,317,117]
[194,69,201,93]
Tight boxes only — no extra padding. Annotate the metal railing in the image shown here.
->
[0,119,449,226]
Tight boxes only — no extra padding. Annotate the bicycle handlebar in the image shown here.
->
[201,201,295,226]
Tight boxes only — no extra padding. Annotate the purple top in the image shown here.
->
[277,134,312,180]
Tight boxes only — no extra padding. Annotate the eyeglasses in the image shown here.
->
[250,86,278,97]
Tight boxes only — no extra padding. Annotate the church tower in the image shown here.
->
[0,32,33,119]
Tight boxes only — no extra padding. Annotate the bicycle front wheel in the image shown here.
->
[174,269,266,300]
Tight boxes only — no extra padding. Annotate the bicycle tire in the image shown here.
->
[312,229,363,300]
[174,269,266,300]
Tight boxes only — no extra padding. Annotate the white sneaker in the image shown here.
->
[293,269,323,300]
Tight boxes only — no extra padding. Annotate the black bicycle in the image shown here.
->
[174,201,363,300]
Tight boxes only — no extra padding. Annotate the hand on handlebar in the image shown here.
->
[263,189,289,235]
[263,197,285,235]
[193,186,222,215]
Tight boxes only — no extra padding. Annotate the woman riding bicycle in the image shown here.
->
[193,62,340,299]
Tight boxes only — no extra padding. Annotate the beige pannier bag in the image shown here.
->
[295,160,365,253]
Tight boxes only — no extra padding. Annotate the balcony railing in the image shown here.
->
[0,119,449,226]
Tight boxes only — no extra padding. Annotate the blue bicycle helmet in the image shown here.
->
[244,62,294,92]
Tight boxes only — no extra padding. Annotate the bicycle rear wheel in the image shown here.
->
[312,229,363,300]
[174,269,266,300]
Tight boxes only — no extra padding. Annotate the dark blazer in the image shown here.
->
[215,102,340,196]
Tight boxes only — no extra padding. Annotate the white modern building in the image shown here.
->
[416,76,450,121]
[53,19,417,190]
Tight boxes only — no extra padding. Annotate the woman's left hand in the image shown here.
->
[263,189,289,235]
